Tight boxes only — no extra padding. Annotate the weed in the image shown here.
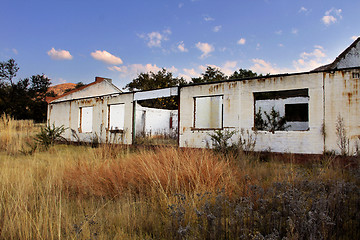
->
[90,133,100,148]
[19,141,38,155]
[168,180,360,239]
[208,129,237,154]
[35,124,67,150]
[336,114,349,156]
[71,128,81,143]
[238,128,257,152]
[254,107,289,133]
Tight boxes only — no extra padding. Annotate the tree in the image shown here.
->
[124,68,186,109]
[0,58,19,87]
[0,59,51,122]
[191,66,227,84]
[229,68,258,79]
[28,75,52,122]
[125,68,186,91]
[0,59,20,116]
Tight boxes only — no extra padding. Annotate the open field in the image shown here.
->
[0,115,359,239]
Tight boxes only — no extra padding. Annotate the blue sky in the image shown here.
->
[1,0,359,88]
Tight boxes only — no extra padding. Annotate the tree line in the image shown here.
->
[0,59,52,122]
[124,66,264,109]
[1,58,263,120]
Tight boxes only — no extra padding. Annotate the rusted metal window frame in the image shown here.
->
[192,94,224,130]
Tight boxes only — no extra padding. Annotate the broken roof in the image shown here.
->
[313,37,360,71]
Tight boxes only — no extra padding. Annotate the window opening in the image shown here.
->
[194,95,223,129]
[285,103,308,122]
[254,89,309,131]
[79,106,93,133]
[108,104,125,132]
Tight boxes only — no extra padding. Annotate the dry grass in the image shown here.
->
[0,116,358,239]
[63,147,241,199]
[0,114,42,155]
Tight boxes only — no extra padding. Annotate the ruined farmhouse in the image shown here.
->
[48,38,360,155]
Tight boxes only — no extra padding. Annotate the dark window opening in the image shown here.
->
[352,72,360,79]
[254,89,308,100]
[285,103,308,122]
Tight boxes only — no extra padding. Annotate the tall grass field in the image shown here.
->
[0,114,359,239]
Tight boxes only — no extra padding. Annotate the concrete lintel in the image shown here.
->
[134,87,178,101]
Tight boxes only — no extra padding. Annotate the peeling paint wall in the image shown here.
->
[323,69,360,154]
[48,68,360,154]
[48,92,134,144]
[179,73,325,154]
[179,82,240,148]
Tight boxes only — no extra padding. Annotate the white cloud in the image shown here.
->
[107,66,124,72]
[12,48,18,55]
[109,63,178,81]
[139,29,171,48]
[91,50,123,65]
[183,68,198,77]
[148,32,164,47]
[250,59,292,75]
[178,3,184,8]
[299,6,308,13]
[322,15,337,25]
[177,41,188,52]
[278,43,284,47]
[351,36,360,41]
[237,38,246,45]
[322,8,342,26]
[291,28,298,35]
[300,47,326,59]
[47,48,73,60]
[196,42,214,59]
[213,25,222,32]
[221,61,238,75]
[250,45,329,74]
[203,15,214,21]
[293,45,328,71]
[180,68,201,82]
[197,61,237,76]
[275,30,282,35]
[256,43,261,50]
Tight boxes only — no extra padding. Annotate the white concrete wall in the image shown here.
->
[323,69,360,154]
[47,68,360,154]
[48,92,134,144]
[179,73,325,154]
[135,104,178,137]
[179,81,241,148]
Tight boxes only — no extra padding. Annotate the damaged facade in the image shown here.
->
[48,38,360,155]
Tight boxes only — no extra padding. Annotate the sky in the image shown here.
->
[1,0,359,89]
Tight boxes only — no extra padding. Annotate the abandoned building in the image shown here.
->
[48,38,360,155]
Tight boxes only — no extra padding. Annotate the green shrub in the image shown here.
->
[35,124,67,149]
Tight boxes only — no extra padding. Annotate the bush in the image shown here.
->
[35,124,67,149]
[208,129,237,154]
[255,107,288,132]
[168,180,360,239]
